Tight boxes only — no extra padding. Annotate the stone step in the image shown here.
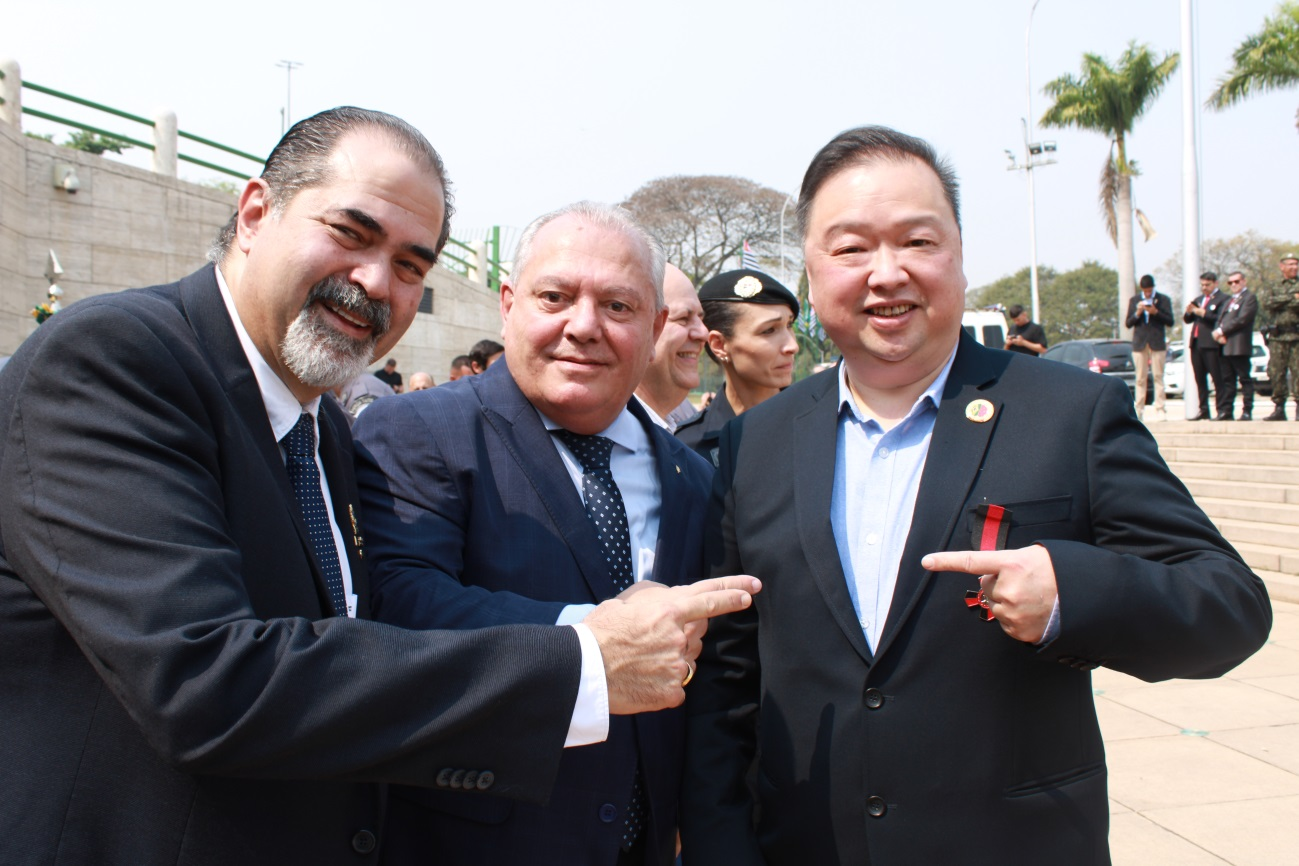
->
[1182,477,1299,505]
[1158,447,1299,467]
[1235,543,1299,579]
[1216,517,1299,549]
[1165,461,1299,487]
[1153,430,1299,451]
[1199,496,1299,527]
[1258,569,1299,605]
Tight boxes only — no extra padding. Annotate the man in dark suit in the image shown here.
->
[1126,273,1175,420]
[1214,270,1260,420]
[680,126,1271,866]
[1184,271,1230,420]
[354,202,716,866]
[0,109,756,866]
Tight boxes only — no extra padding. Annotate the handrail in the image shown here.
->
[6,71,515,286]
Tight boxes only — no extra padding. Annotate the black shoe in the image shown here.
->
[1263,407,1288,421]
[1240,413,1252,421]
[1191,411,1210,421]
[1214,415,1234,421]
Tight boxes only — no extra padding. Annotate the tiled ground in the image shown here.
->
[1104,598,1299,865]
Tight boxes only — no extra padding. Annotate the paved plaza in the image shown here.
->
[1103,579,1299,865]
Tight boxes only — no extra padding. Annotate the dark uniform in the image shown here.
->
[1260,273,1299,419]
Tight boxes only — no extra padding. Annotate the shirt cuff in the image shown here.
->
[564,623,609,747]
[557,604,597,625]
[1036,596,1062,646]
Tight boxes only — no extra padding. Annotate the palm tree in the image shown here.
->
[1040,42,1179,340]
[1207,2,1299,130]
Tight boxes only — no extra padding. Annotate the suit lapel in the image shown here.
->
[177,265,335,616]
[793,369,873,664]
[873,337,1005,663]
[474,364,620,601]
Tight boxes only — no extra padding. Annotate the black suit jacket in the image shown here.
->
[0,266,580,866]
[1216,289,1258,356]
[353,361,714,866]
[680,334,1270,866]
[1184,289,1229,349]
[1125,291,1174,351]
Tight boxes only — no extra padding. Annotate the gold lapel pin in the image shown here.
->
[965,399,995,423]
[348,504,365,558]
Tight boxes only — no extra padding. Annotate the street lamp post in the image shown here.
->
[1004,0,1056,326]
[276,60,303,134]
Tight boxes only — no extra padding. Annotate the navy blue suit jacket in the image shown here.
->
[353,361,714,866]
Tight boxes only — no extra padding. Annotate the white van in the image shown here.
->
[962,309,1009,350]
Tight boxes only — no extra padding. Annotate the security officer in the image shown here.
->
[1261,253,1299,421]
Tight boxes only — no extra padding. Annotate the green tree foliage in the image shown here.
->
[968,261,1119,344]
[64,130,131,155]
[1207,2,1299,130]
[1040,42,1179,338]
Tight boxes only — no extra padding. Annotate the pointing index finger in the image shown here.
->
[922,551,1008,576]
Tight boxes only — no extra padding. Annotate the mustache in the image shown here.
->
[306,275,391,338]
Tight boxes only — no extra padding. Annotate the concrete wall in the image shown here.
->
[0,118,503,379]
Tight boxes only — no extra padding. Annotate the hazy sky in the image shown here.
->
[6,0,1296,292]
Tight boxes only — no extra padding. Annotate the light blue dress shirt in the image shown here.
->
[830,350,956,652]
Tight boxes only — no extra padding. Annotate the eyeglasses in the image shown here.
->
[1227,279,1244,285]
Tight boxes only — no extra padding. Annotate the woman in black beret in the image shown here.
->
[676,268,799,466]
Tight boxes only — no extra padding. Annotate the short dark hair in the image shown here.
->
[796,126,961,238]
[1200,271,1218,282]
[450,355,472,370]
[210,106,454,263]
[1007,304,1025,319]
[384,358,397,367]
[468,339,504,371]
[1139,274,1155,289]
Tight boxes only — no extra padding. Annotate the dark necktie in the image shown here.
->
[281,412,348,616]
[551,429,644,849]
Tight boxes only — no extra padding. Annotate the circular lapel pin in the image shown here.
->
[965,399,995,423]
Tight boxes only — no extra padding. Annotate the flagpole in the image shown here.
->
[1180,0,1201,419]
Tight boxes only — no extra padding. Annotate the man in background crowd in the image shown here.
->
[1262,253,1299,420]
[1185,272,1229,421]
[1214,271,1258,421]
[374,357,404,392]
[1126,273,1174,421]
[448,354,474,382]
[1003,304,1046,356]
[635,263,708,431]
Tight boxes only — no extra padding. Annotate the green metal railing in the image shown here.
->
[5,76,264,178]
[2,70,513,287]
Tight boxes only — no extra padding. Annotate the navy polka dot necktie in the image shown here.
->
[281,412,348,617]
[552,429,644,849]
[552,431,634,593]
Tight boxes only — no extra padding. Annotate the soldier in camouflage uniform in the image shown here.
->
[1261,253,1299,420]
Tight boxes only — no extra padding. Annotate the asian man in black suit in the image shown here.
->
[0,109,757,866]
[680,126,1269,866]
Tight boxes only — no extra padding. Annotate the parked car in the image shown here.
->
[962,309,1008,350]
[1042,339,1143,402]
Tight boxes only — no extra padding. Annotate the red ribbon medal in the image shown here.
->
[964,504,1011,621]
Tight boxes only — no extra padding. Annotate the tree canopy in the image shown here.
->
[1207,2,1299,130]
[620,175,792,285]
[967,261,1120,345]
[1156,232,1299,328]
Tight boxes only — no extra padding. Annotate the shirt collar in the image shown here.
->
[633,394,672,431]
[836,343,958,425]
[215,266,321,442]
[538,403,648,455]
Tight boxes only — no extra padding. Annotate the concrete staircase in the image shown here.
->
[1150,418,1299,604]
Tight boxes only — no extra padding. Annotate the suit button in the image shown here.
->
[462,770,478,790]
[866,796,887,817]
[864,688,885,709]
[599,803,618,823]
[476,771,495,791]
[450,769,467,789]
[436,768,453,788]
[351,830,377,854]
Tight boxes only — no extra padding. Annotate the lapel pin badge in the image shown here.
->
[348,504,365,559]
[965,399,995,423]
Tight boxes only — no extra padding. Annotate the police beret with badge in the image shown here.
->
[697,268,800,316]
